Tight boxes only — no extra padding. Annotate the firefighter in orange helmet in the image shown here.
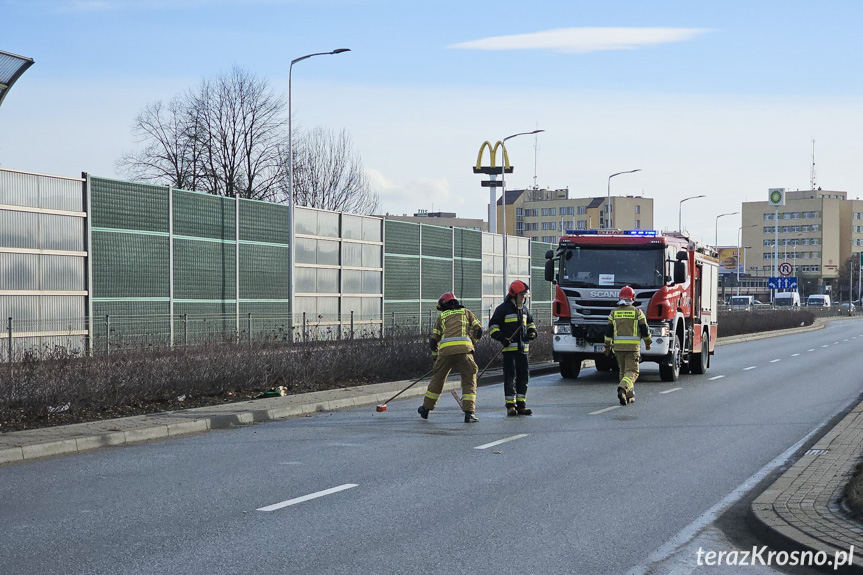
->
[489,280,538,416]
[604,285,652,406]
[418,292,483,423]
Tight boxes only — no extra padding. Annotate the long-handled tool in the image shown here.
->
[476,335,513,380]
[375,366,435,412]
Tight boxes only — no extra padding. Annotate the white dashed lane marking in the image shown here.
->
[257,484,358,512]
[474,434,530,450]
[770,359,781,363]
[660,388,682,394]
[708,375,725,381]
[808,349,816,352]
[791,353,800,357]
[743,366,757,371]
[589,406,621,415]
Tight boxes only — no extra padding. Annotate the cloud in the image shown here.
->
[367,168,457,216]
[448,27,710,53]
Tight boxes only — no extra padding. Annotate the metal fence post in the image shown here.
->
[7,317,12,365]
[302,312,307,343]
[248,313,252,345]
[350,311,354,340]
[105,314,110,355]
[390,311,395,338]
[183,314,188,347]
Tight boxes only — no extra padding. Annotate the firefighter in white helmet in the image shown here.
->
[419,292,483,423]
[604,285,652,406]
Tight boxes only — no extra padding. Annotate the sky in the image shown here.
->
[2,0,863,247]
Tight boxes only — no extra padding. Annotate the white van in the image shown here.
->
[774,292,801,308]
[729,295,755,311]
[806,294,831,307]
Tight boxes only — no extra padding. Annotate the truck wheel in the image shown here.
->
[690,331,709,374]
[659,333,682,382]
[560,357,581,379]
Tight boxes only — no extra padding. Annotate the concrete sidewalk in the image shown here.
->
[2,319,862,572]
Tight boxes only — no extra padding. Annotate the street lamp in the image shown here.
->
[678,195,706,233]
[737,224,758,295]
[715,211,739,247]
[606,169,641,229]
[500,129,544,296]
[288,48,350,334]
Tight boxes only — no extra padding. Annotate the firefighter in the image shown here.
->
[604,285,652,406]
[419,292,483,423]
[489,280,538,416]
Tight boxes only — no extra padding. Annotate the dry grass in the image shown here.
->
[844,462,863,517]
[717,310,815,337]
[0,327,554,431]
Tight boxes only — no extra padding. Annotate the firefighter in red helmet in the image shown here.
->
[419,292,483,423]
[604,285,652,406]
[489,280,538,416]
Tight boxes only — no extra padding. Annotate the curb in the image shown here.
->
[0,363,560,465]
[747,399,863,573]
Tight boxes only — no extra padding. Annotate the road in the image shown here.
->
[2,320,862,575]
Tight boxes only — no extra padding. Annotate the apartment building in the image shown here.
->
[740,189,863,298]
[492,188,654,243]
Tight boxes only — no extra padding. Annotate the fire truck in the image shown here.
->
[544,230,719,381]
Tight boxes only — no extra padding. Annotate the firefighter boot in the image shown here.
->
[617,386,628,406]
[417,406,430,419]
[506,405,518,417]
[516,401,533,416]
[464,411,479,423]
[626,388,635,404]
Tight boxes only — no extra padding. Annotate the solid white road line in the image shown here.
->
[474,434,530,450]
[589,406,621,415]
[708,375,725,381]
[660,388,682,394]
[257,484,358,512]
[743,366,757,371]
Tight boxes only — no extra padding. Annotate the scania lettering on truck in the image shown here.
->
[544,230,720,381]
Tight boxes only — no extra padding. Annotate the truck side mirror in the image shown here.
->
[676,250,689,261]
[673,260,687,284]
[545,249,554,260]
[544,259,556,283]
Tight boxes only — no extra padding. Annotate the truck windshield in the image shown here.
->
[559,245,665,289]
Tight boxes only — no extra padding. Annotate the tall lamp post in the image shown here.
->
[715,211,738,247]
[500,129,544,296]
[737,224,758,295]
[288,48,350,333]
[678,194,706,233]
[606,169,641,229]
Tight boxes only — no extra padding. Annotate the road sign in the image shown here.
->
[768,276,798,290]
[778,262,793,276]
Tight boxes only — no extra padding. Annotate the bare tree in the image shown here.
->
[117,67,286,200]
[116,96,204,191]
[290,127,380,214]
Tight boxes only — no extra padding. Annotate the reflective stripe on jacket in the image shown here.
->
[489,297,537,353]
[431,307,482,356]
[604,305,651,351]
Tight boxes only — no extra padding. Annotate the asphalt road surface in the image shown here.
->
[2,320,862,575]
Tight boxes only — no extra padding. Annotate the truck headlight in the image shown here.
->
[649,324,669,337]
[553,323,571,335]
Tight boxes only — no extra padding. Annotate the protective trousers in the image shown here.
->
[423,353,478,412]
[616,350,640,394]
[503,351,530,408]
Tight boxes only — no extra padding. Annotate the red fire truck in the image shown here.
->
[544,230,719,381]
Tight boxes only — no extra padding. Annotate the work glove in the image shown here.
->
[527,330,537,340]
[428,337,438,352]
[645,341,652,351]
[603,346,611,357]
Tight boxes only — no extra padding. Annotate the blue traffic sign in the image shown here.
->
[768,276,798,290]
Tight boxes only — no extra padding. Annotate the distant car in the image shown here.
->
[839,301,856,316]
[752,300,771,310]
